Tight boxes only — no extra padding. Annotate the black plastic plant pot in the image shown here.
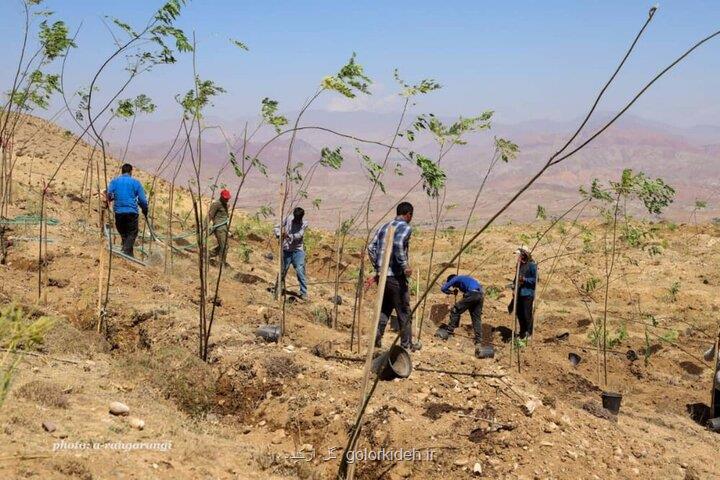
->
[601,391,623,414]
[371,345,413,381]
[255,325,281,343]
[568,352,582,367]
[707,417,720,432]
[476,345,495,359]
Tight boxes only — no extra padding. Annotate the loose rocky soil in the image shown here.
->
[1,116,719,479]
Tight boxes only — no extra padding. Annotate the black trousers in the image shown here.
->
[376,275,412,349]
[447,291,484,344]
[516,295,534,337]
[115,213,139,257]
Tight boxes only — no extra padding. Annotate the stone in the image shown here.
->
[42,421,57,433]
[473,462,482,475]
[271,429,285,444]
[109,401,130,416]
[129,417,145,430]
[454,458,469,466]
[523,398,542,417]
[543,422,558,433]
[394,462,412,478]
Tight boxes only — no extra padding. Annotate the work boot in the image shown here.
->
[475,344,494,359]
[435,326,451,341]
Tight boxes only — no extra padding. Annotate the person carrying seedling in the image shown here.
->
[274,206,309,301]
[106,163,148,257]
[368,202,414,350]
[509,245,538,339]
[208,189,231,265]
[435,274,493,359]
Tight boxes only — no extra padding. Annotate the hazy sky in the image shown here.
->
[1,0,719,127]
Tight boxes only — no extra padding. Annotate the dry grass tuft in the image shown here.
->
[15,380,70,408]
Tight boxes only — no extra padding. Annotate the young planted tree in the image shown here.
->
[579,169,674,385]
[177,46,226,358]
[1,1,75,217]
[273,54,372,314]
[407,112,494,342]
[348,72,440,351]
[270,54,374,339]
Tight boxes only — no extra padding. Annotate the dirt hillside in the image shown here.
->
[1,116,719,479]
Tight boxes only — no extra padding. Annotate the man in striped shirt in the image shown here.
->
[368,202,414,350]
[274,207,309,300]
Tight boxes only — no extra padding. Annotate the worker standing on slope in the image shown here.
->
[510,246,538,339]
[275,206,309,301]
[368,202,414,350]
[435,274,493,358]
[106,163,148,258]
[208,189,231,265]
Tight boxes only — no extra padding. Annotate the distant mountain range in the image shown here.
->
[114,111,720,227]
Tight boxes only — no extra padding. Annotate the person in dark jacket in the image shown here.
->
[511,246,538,339]
[208,189,231,264]
[436,274,492,358]
[368,202,414,350]
[107,164,148,257]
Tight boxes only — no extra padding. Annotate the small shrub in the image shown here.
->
[660,329,679,343]
[588,323,628,349]
[238,243,252,263]
[581,229,594,253]
[304,229,323,256]
[311,306,331,327]
[1,304,54,408]
[582,277,600,295]
[666,281,680,303]
[485,285,501,300]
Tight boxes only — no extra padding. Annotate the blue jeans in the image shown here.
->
[282,250,307,296]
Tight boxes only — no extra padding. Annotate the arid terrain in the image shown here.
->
[2,116,720,480]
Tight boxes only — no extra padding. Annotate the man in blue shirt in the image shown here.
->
[368,202,414,350]
[512,246,538,339]
[436,274,491,359]
[106,164,148,257]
